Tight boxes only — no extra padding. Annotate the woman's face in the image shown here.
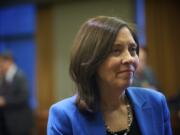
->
[97,27,139,90]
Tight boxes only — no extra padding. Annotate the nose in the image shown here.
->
[121,51,134,64]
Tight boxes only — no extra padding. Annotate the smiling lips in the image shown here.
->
[119,68,135,74]
[120,69,134,73]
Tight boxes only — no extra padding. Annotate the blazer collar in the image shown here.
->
[126,87,150,109]
[126,87,155,135]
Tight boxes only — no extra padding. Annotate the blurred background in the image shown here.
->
[0,0,179,134]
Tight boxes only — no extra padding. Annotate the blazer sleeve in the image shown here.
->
[47,104,72,135]
[161,95,172,135]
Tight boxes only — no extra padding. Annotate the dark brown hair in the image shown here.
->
[69,16,139,112]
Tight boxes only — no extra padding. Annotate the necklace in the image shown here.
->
[106,104,133,135]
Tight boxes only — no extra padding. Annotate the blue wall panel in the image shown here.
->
[0,4,35,36]
[0,4,37,109]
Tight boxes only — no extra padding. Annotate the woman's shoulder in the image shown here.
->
[127,87,166,104]
[48,96,78,134]
[49,95,77,114]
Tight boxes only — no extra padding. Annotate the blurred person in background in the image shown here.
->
[0,52,33,135]
[47,16,172,135]
[0,61,3,86]
[132,47,159,89]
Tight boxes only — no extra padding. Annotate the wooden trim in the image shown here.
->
[145,0,180,98]
[36,6,54,110]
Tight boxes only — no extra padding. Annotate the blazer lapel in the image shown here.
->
[127,88,155,135]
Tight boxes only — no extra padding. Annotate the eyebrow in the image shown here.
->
[113,42,137,48]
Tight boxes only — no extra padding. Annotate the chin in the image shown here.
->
[118,79,133,88]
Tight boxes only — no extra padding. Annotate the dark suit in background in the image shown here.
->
[0,69,33,135]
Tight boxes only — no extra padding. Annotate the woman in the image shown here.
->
[47,16,172,135]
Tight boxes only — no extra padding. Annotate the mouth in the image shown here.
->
[118,69,134,74]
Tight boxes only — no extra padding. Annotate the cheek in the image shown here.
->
[102,59,118,72]
[97,59,116,77]
[98,63,111,76]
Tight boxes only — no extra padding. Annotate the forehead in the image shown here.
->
[114,27,135,45]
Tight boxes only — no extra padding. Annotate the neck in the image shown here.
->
[100,88,127,112]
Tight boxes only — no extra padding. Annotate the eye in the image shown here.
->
[129,46,137,55]
[130,47,137,52]
[111,48,122,56]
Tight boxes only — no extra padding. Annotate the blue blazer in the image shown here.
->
[47,87,172,135]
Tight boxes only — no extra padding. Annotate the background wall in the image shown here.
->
[145,1,180,134]
[145,0,180,98]
[37,6,54,110]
